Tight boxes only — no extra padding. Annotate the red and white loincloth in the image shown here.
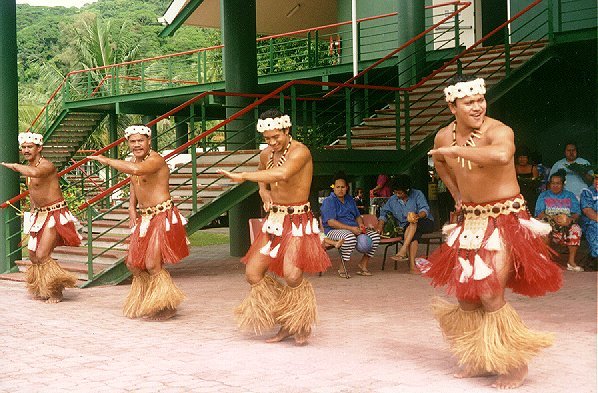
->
[127,199,190,270]
[26,199,82,252]
[424,194,562,301]
[242,202,332,277]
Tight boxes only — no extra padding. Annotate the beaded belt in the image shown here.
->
[138,199,173,216]
[462,195,526,220]
[269,202,311,215]
[34,200,67,213]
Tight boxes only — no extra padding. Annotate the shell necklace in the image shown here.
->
[266,137,292,170]
[133,150,152,185]
[266,137,292,187]
[451,121,482,170]
[26,156,43,187]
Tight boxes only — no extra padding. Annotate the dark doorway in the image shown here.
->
[481,0,508,46]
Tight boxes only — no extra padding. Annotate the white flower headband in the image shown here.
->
[18,132,43,147]
[444,78,486,103]
[124,125,152,139]
[256,115,292,133]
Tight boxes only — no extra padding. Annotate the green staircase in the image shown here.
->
[44,111,106,169]
[2,0,595,286]
[328,41,548,150]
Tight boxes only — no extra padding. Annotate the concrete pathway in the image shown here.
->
[0,242,595,393]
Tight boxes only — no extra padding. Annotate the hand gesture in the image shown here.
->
[1,162,17,171]
[555,214,569,226]
[259,189,273,211]
[407,212,419,223]
[218,169,244,183]
[428,146,459,159]
[87,155,108,165]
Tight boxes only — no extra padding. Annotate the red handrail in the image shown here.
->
[325,1,472,97]
[68,158,106,192]
[9,0,545,211]
[407,0,543,92]
[77,78,423,209]
[26,12,401,133]
[256,12,398,41]
[79,0,546,208]
[0,89,323,210]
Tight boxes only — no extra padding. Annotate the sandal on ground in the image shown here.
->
[356,269,373,276]
[567,264,584,272]
[391,254,409,262]
[338,269,351,278]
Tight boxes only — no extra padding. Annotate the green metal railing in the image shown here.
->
[3,0,595,279]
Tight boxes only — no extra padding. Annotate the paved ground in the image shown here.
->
[0,238,596,393]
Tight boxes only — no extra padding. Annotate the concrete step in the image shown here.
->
[15,259,105,281]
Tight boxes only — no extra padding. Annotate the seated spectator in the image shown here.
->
[549,142,593,200]
[375,174,434,274]
[354,187,367,214]
[370,174,392,198]
[580,174,598,264]
[321,172,381,278]
[535,171,584,272]
[515,147,540,213]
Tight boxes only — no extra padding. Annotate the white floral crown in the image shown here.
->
[18,132,43,147]
[124,125,152,139]
[444,78,486,103]
[256,115,292,133]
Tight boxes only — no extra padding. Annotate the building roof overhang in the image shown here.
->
[159,0,337,37]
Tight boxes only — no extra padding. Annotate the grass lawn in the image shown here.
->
[188,230,230,247]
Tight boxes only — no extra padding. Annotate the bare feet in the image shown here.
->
[454,368,494,379]
[492,364,528,389]
[294,330,309,346]
[144,308,177,321]
[46,292,63,304]
[391,254,409,262]
[334,239,344,249]
[356,264,373,276]
[338,269,350,278]
[266,327,293,343]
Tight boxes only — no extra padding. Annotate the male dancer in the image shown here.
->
[427,75,562,389]
[88,125,188,320]
[220,109,331,345]
[2,132,80,303]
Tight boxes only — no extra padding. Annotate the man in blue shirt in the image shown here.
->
[549,142,593,200]
[375,174,434,273]
[321,172,380,277]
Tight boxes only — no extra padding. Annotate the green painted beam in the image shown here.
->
[0,0,21,271]
[312,149,409,176]
[185,182,258,234]
[159,0,205,38]
[80,258,131,288]
[485,45,555,105]
[63,82,226,110]
[82,182,259,286]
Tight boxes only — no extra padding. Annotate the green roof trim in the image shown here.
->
[159,0,206,38]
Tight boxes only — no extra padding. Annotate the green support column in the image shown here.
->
[142,115,158,151]
[221,0,260,256]
[174,116,188,150]
[0,1,21,271]
[397,0,425,87]
[108,113,118,190]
